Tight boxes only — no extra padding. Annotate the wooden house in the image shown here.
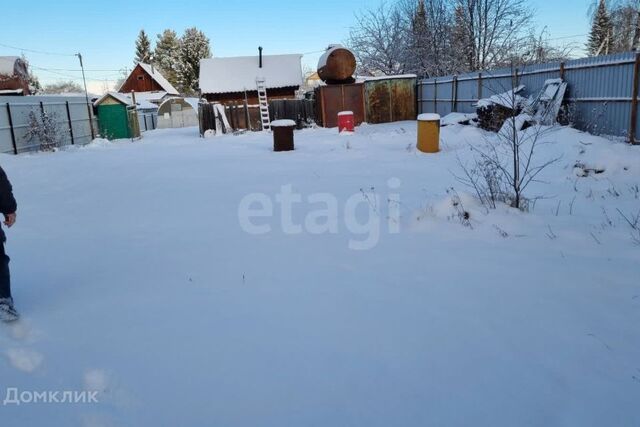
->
[199,51,302,130]
[199,52,303,105]
[118,63,179,105]
[0,56,30,95]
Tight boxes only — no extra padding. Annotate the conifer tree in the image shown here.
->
[410,0,430,77]
[177,28,212,94]
[134,29,153,64]
[451,4,474,72]
[154,29,181,88]
[588,0,613,56]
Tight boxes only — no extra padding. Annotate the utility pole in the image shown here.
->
[76,53,95,140]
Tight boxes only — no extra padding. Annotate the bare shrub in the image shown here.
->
[454,65,561,211]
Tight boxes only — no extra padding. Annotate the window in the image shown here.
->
[137,75,144,81]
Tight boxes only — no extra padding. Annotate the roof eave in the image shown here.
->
[201,84,300,96]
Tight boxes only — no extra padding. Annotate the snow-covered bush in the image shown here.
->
[24,110,62,152]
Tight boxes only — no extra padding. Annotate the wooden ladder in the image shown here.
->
[256,78,271,131]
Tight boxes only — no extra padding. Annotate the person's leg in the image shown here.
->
[0,242,11,301]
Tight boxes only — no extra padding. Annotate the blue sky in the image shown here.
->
[0,0,592,92]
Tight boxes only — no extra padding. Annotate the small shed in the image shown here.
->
[157,97,199,129]
[94,92,157,140]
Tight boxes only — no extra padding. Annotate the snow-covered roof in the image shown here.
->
[0,89,23,95]
[0,56,27,77]
[128,91,170,104]
[94,92,158,109]
[158,97,201,113]
[39,92,98,98]
[199,54,303,94]
[117,63,179,95]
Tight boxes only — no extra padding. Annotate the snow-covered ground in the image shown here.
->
[1,122,639,426]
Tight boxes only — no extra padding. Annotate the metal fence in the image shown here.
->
[418,51,640,142]
[0,95,97,154]
[137,110,157,133]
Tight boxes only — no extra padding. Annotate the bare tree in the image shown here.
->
[42,80,84,95]
[452,0,534,71]
[610,0,640,52]
[451,3,476,73]
[399,0,455,77]
[348,2,410,75]
[517,28,576,65]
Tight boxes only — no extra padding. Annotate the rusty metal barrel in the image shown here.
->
[271,120,296,152]
[317,45,356,84]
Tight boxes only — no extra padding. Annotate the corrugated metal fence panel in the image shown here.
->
[519,62,563,95]
[364,78,416,123]
[418,52,640,139]
[67,101,95,145]
[435,79,454,116]
[456,73,480,114]
[0,95,96,153]
[480,69,514,99]
[564,52,636,137]
[419,79,437,114]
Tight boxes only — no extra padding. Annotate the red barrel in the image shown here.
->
[338,111,355,133]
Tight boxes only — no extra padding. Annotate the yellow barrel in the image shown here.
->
[417,113,440,153]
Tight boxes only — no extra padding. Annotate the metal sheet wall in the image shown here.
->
[418,52,640,140]
[316,84,365,128]
[364,77,416,124]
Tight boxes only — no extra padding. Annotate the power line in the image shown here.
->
[546,33,589,41]
[30,65,123,78]
[31,65,124,72]
[32,67,121,82]
[0,41,76,57]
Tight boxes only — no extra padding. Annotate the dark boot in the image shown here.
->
[0,297,18,322]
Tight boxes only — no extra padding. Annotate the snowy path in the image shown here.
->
[0,123,639,426]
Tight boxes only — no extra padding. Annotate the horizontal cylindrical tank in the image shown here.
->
[317,45,356,84]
